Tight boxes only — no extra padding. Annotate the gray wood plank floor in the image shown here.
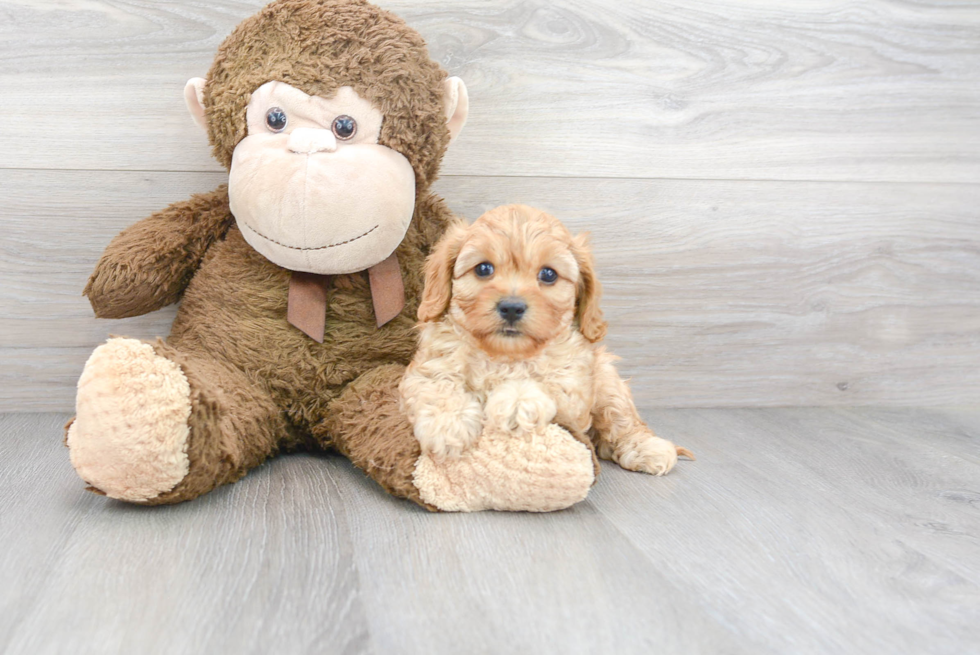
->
[2,409,977,655]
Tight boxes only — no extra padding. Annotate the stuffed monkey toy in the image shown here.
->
[66,0,599,511]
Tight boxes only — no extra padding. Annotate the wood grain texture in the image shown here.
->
[1,0,979,409]
[0,0,978,181]
[2,169,978,410]
[0,415,372,655]
[2,409,978,654]
[597,408,980,655]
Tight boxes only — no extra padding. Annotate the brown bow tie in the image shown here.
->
[286,252,405,342]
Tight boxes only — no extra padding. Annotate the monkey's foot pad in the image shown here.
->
[67,338,192,502]
[413,424,595,512]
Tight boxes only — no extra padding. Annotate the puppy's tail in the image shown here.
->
[676,446,697,461]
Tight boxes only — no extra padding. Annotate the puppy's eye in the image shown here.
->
[538,267,558,285]
[266,107,288,132]
[332,115,357,140]
[474,262,495,278]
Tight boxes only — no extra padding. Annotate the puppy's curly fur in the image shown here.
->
[400,204,694,476]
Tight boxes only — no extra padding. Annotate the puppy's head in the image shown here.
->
[418,204,606,357]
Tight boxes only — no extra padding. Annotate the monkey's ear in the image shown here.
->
[418,222,468,323]
[183,77,208,130]
[443,77,469,143]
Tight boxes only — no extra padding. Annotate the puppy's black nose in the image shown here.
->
[497,297,527,324]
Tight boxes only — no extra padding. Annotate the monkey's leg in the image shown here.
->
[66,337,291,505]
[316,364,434,509]
[320,364,597,512]
[411,423,596,513]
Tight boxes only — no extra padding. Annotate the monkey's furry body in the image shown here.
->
[68,0,462,507]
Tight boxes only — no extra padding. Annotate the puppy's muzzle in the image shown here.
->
[497,297,527,325]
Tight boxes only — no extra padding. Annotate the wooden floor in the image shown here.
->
[2,408,977,655]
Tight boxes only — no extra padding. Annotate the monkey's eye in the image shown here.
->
[538,267,558,285]
[474,262,495,278]
[332,115,357,140]
[265,107,288,132]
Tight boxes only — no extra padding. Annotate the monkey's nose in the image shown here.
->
[287,127,337,154]
[497,297,527,325]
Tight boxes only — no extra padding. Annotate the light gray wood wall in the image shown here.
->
[1,0,978,411]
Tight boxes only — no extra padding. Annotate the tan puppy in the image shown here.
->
[400,204,693,484]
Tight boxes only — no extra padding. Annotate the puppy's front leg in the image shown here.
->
[591,349,694,476]
[400,367,483,459]
[484,380,557,433]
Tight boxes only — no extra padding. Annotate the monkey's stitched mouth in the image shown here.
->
[239,221,379,251]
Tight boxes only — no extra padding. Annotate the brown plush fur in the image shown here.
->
[205,0,450,188]
[84,187,233,319]
[76,0,456,506]
[320,364,434,509]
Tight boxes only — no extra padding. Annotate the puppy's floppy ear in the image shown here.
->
[418,222,468,322]
[571,232,607,342]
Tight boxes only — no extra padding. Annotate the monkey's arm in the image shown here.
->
[84,185,232,319]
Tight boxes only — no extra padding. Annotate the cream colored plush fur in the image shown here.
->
[413,423,594,512]
[401,205,693,512]
[186,76,467,276]
[67,338,192,502]
[228,82,417,275]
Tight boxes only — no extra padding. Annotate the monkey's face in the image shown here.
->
[227,81,416,274]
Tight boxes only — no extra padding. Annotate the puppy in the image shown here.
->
[400,204,693,477]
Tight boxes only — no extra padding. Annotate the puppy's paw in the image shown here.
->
[413,394,483,458]
[484,380,557,433]
[613,434,681,476]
